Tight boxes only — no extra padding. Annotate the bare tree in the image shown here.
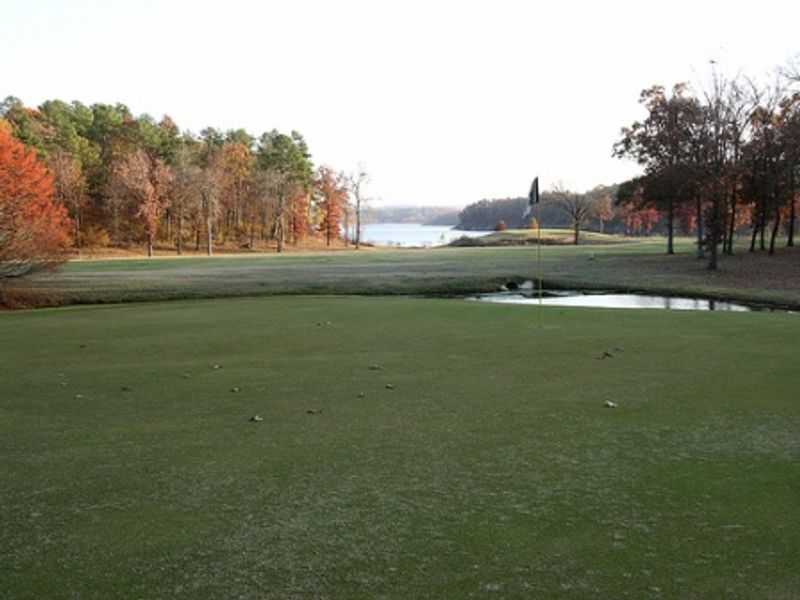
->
[347,167,370,249]
[780,54,800,86]
[554,184,592,245]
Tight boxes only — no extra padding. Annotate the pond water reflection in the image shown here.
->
[471,292,753,312]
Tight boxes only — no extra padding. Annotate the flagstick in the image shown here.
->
[536,197,543,327]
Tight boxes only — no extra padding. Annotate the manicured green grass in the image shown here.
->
[452,228,637,245]
[2,296,798,598]
[8,239,800,308]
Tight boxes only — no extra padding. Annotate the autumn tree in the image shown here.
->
[256,131,313,252]
[614,84,705,254]
[217,142,254,242]
[591,194,615,233]
[247,166,279,247]
[315,166,347,246]
[199,141,223,255]
[49,148,88,254]
[781,93,800,247]
[0,123,71,289]
[170,144,202,254]
[290,189,311,244]
[2,96,330,256]
[110,150,173,256]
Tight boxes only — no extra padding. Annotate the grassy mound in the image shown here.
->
[449,228,633,246]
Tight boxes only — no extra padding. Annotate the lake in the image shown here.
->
[359,224,489,247]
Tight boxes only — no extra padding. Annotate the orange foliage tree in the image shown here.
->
[218,142,254,241]
[315,166,347,246]
[290,191,311,243]
[0,123,71,284]
[109,150,173,256]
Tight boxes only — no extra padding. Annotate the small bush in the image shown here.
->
[494,220,508,231]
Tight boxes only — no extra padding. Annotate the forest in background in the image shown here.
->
[0,96,356,261]
[2,55,799,273]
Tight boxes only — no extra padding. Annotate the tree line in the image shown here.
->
[0,96,362,263]
[459,60,799,258]
[614,64,799,268]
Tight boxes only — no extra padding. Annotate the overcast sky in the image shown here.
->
[2,0,798,207]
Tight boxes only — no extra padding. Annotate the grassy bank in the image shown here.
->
[6,239,800,309]
[449,228,636,246]
[1,296,798,598]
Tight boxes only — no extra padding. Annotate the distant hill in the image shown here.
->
[365,206,461,226]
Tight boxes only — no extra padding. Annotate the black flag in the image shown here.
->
[528,176,539,205]
[523,176,539,218]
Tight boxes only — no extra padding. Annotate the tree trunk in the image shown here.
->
[111,198,120,246]
[326,197,332,247]
[206,216,213,256]
[249,215,256,249]
[355,198,361,249]
[573,222,579,245]
[725,187,736,255]
[666,198,674,255]
[176,207,183,255]
[788,179,796,247]
[695,198,704,259]
[277,194,285,253]
[708,198,720,270]
[74,212,82,258]
[147,234,153,257]
[769,195,781,255]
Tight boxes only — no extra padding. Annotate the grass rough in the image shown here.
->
[6,239,800,309]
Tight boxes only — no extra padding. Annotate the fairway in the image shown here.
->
[9,241,800,309]
[1,296,798,598]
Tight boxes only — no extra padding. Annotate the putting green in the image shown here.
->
[2,296,798,598]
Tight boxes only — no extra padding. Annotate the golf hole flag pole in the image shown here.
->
[524,176,544,318]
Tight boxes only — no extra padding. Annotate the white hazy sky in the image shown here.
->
[2,0,798,207]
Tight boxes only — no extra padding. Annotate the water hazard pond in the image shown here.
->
[470,290,774,312]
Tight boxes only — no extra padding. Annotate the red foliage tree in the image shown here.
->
[315,166,347,246]
[618,204,661,236]
[0,123,72,284]
[291,191,310,243]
